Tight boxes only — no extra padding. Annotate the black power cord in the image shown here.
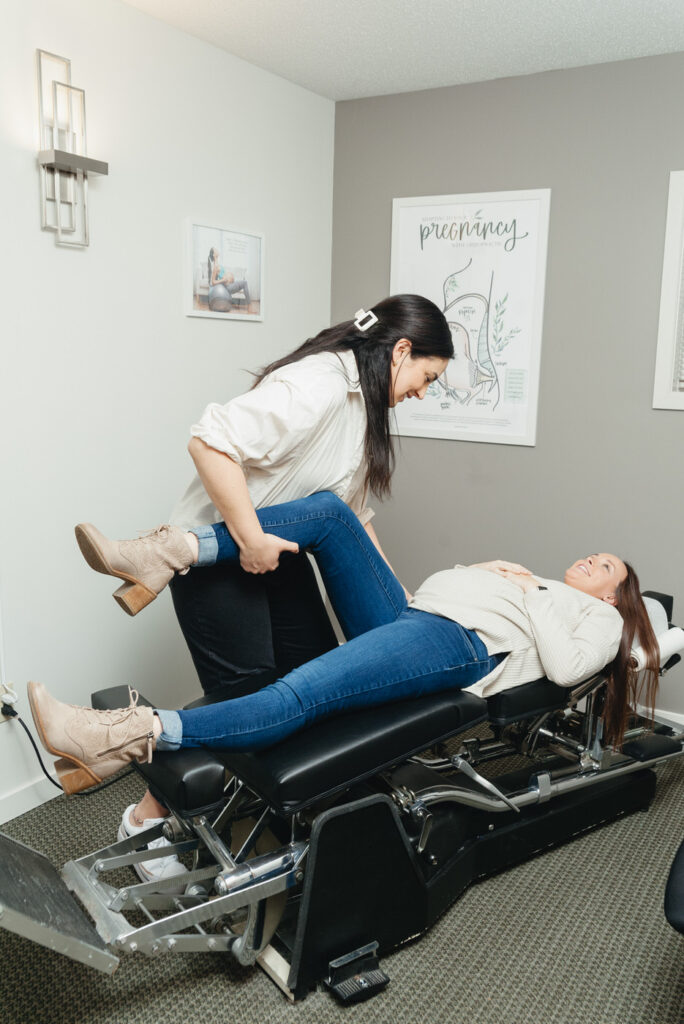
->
[2,701,133,795]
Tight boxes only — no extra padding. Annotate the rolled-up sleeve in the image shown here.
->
[524,588,622,686]
[191,374,345,469]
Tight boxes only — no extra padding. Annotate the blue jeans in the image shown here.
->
[191,492,407,640]
[156,493,500,751]
[160,609,500,750]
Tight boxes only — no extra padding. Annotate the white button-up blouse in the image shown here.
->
[171,350,372,528]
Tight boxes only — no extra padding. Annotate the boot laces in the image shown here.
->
[90,685,140,721]
[95,687,154,762]
[136,525,172,541]
[63,685,140,716]
[134,524,191,575]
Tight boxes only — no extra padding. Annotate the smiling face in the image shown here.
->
[564,553,627,604]
[389,339,448,407]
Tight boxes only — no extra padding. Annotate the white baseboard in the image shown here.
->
[637,703,684,732]
[0,772,61,826]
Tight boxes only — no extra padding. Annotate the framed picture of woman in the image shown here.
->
[186,221,264,321]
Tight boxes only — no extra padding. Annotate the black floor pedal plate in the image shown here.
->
[325,941,389,1004]
[0,832,118,973]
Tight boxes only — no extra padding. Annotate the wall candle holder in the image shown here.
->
[36,49,108,248]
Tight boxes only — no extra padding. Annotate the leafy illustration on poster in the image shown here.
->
[390,190,550,446]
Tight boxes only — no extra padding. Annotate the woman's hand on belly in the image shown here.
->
[469,560,532,578]
[499,569,541,593]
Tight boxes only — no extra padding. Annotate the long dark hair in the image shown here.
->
[253,295,453,498]
[208,247,218,285]
[603,563,660,747]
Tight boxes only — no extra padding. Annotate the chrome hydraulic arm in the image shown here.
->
[413,743,684,815]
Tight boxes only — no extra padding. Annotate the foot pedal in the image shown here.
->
[0,832,118,973]
[324,941,389,1004]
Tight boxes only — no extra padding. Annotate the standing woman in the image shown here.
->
[77,294,453,880]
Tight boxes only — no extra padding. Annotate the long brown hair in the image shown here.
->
[253,295,454,499]
[208,247,218,285]
[603,563,660,746]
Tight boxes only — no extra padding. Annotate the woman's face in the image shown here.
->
[563,553,627,604]
[390,340,448,407]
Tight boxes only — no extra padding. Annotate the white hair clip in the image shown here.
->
[354,308,379,332]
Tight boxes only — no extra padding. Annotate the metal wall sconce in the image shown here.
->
[36,50,109,248]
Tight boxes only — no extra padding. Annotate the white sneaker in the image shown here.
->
[118,804,189,885]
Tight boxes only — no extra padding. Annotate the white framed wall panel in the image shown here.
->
[653,170,684,410]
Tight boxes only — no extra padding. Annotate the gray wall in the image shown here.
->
[332,53,684,720]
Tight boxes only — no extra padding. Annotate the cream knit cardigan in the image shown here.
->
[410,566,623,698]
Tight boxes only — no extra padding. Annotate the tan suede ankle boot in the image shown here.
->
[75,522,194,615]
[28,681,157,794]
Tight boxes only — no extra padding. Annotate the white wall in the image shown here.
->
[0,0,334,821]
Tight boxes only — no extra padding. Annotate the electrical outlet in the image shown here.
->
[1,683,18,723]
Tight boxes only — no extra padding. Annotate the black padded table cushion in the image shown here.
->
[486,677,568,725]
[93,685,488,817]
[216,689,488,814]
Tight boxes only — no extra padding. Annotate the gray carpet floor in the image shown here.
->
[0,755,682,1024]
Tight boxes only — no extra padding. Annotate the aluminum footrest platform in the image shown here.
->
[0,832,119,974]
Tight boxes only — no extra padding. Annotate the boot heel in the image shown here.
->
[54,758,102,795]
[113,581,157,616]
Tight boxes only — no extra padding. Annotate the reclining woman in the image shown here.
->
[29,493,660,792]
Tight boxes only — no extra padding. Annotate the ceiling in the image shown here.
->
[122,0,684,101]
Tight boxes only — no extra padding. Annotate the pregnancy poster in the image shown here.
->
[390,189,550,446]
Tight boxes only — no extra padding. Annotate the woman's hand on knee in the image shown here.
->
[239,533,300,574]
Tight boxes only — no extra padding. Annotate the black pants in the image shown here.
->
[169,552,338,700]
